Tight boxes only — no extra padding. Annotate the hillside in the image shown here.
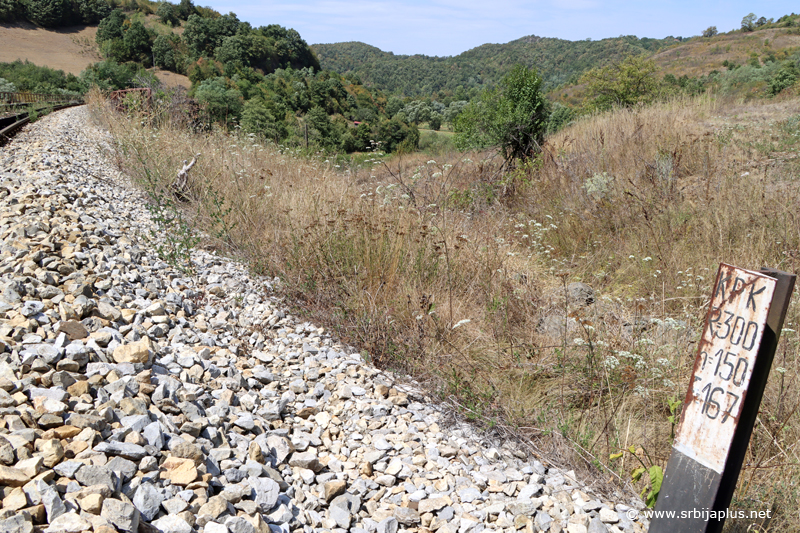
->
[0,21,100,76]
[0,20,191,88]
[313,20,800,100]
[311,35,676,97]
[653,27,800,77]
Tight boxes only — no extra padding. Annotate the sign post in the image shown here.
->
[650,264,795,533]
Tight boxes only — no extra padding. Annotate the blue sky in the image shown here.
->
[199,1,797,57]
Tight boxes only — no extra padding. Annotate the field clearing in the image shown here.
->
[0,22,100,75]
[0,21,191,89]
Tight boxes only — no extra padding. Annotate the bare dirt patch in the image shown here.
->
[0,22,191,89]
[152,69,191,89]
[0,22,101,75]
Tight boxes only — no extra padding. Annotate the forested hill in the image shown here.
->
[311,35,676,97]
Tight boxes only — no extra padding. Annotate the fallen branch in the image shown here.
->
[172,153,201,200]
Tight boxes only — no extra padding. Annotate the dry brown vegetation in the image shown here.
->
[653,28,800,79]
[0,19,190,88]
[555,28,800,107]
[90,89,800,530]
[0,22,101,75]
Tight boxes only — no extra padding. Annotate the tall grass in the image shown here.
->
[90,89,800,530]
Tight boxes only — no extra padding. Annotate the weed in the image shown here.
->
[610,445,664,508]
[145,188,200,274]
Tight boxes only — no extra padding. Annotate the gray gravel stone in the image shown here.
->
[101,498,140,532]
[133,482,164,521]
[0,108,651,533]
[152,515,193,533]
[247,477,280,511]
[0,514,33,533]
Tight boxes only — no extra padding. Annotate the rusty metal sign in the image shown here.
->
[653,265,794,533]
[673,264,776,473]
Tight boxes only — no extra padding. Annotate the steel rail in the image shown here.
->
[0,102,84,147]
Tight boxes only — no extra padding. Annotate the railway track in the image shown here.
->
[0,91,84,147]
[0,102,84,147]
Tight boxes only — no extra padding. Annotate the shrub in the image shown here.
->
[193,76,243,126]
[0,77,16,92]
[80,60,139,90]
[547,103,574,133]
[455,64,549,164]
[186,57,223,84]
[0,59,84,93]
[771,66,798,95]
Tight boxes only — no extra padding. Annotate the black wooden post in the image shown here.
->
[650,265,794,533]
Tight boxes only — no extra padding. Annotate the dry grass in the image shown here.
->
[90,89,800,530]
[652,28,800,79]
[0,20,191,89]
[0,22,101,75]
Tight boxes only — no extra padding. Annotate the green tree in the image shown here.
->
[741,13,756,31]
[305,105,339,148]
[444,100,467,127]
[194,76,243,125]
[341,122,371,152]
[153,33,185,72]
[177,0,195,19]
[215,34,247,70]
[157,2,180,25]
[0,0,23,22]
[75,0,109,23]
[96,9,125,43]
[702,26,718,38]
[213,13,240,42]
[454,64,549,164]
[183,13,239,58]
[385,96,403,117]
[241,98,286,141]
[580,55,659,110]
[377,116,418,152]
[183,14,216,57]
[403,100,431,124]
[428,112,442,131]
[123,20,154,65]
[25,0,70,26]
